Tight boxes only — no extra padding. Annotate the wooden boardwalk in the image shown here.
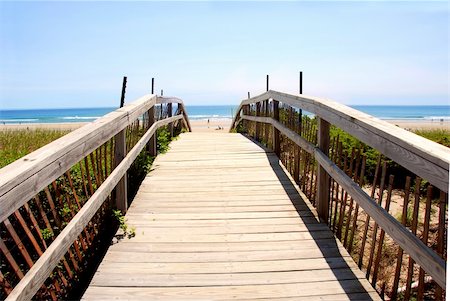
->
[82,132,380,300]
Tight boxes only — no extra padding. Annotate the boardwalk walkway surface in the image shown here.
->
[82,132,380,300]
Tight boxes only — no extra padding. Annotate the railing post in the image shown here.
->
[316,117,330,222]
[114,130,127,213]
[243,104,249,132]
[147,106,156,157]
[114,77,128,213]
[264,99,269,144]
[255,102,261,141]
[168,102,173,137]
[272,100,280,156]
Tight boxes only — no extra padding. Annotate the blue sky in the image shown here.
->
[0,1,448,109]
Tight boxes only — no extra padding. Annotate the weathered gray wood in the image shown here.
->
[83,280,380,300]
[157,97,192,131]
[316,118,330,221]
[0,95,190,223]
[272,100,280,156]
[314,148,446,288]
[255,102,261,140]
[114,129,127,213]
[239,115,315,153]
[82,132,379,301]
[167,103,173,137]
[146,106,156,156]
[235,113,446,288]
[232,90,450,192]
[4,115,183,301]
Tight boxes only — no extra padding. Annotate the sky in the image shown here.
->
[0,1,448,109]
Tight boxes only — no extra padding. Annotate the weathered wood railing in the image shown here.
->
[0,95,191,300]
[231,90,449,300]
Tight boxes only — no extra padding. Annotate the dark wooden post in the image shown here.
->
[272,100,280,156]
[168,102,173,137]
[316,117,330,222]
[255,102,261,141]
[114,76,128,213]
[242,104,249,132]
[264,99,269,144]
[293,109,302,183]
[147,78,156,156]
[147,106,156,156]
[299,71,303,94]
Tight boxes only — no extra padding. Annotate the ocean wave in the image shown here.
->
[189,115,233,120]
[59,116,101,120]
[423,116,450,121]
[380,116,450,121]
[0,119,39,122]
[189,115,230,118]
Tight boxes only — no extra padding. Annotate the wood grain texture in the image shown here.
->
[82,132,379,300]
[0,95,191,223]
[232,90,450,192]
[236,111,447,288]
[314,149,446,288]
[4,115,185,301]
[316,117,330,221]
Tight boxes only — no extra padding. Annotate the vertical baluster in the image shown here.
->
[404,177,422,300]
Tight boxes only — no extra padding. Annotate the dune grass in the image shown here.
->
[414,128,450,147]
[0,129,70,168]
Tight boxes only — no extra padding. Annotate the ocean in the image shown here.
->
[0,105,449,124]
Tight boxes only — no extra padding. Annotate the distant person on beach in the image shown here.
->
[207,119,210,128]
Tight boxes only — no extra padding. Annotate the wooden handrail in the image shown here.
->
[231,90,450,192]
[231,92,449,289]
[157,96,192,132]
[0,95,190,223]
[1,95,190,301]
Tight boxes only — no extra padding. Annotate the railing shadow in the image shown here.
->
[242,134,379,300]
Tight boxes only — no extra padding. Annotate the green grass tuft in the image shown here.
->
[0,129,70,168]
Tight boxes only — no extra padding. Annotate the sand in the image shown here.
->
[385,119,450,131]
[0,118,447,133]
[0,122,88,131]
[0,120,233,132]
[189,119,233,133]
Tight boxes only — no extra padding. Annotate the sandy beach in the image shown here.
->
[0,122,88,131]
[385,119,450,131]
[189,119,233,133]
[0,118,448,133]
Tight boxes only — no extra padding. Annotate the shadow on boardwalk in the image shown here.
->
[248,135,379,300]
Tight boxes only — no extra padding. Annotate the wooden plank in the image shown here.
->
[90,267,364,286]
[82,132,379,301]
[238,110,447,288]
[0,96,190,223]
[233,90,449,192]
[113,231,334,243]
[5,115,184,301]
[314,148,446,288]
[123,217,319,228]
[102,247,351,263]
[82,280,378,300]
[0,95,154,223]
[124,211,314,220]
[129,205,309,213]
